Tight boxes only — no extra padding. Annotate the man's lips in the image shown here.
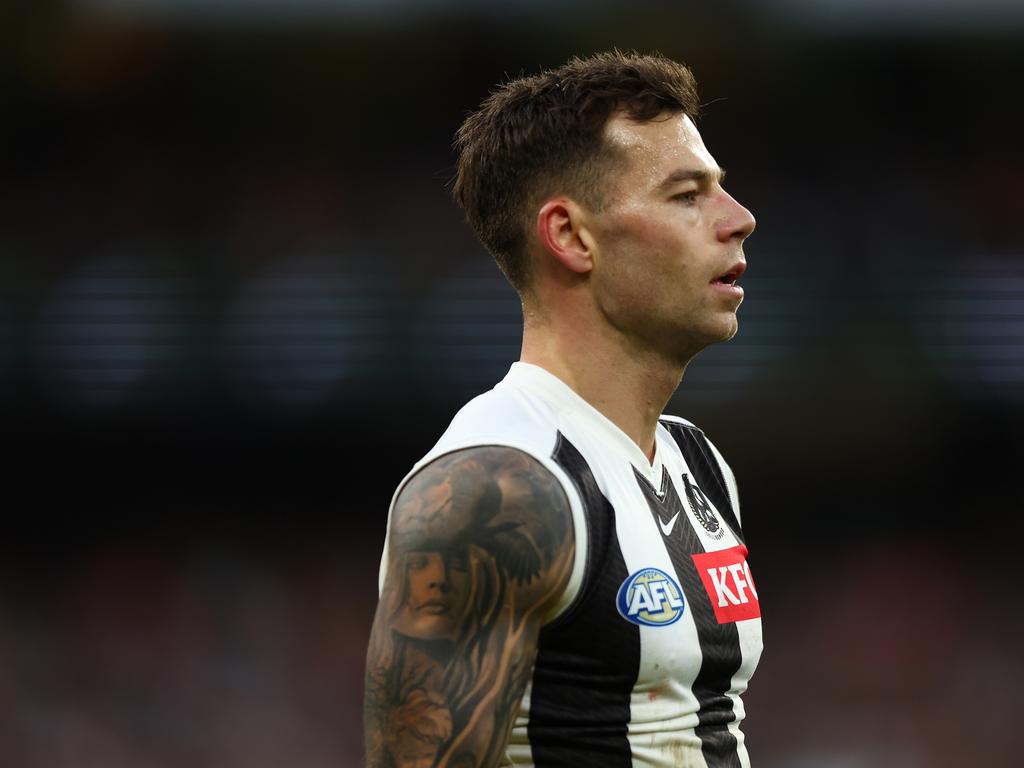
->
[711,260,746,286]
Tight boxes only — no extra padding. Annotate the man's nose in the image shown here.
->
[716,192,756,243]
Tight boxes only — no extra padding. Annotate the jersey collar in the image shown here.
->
[501,361,665,481]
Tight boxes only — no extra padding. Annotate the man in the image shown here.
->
[365,51,761,767]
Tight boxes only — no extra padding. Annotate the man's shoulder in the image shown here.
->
[388,380,572,518]
[427,379,563,460]
[385,389,587,624]
[657,413,733,473]
[657,413,702,432]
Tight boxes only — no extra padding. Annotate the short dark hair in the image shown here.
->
[452,51,700,293]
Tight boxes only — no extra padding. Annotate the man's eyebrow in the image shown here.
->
[657,166,727,189]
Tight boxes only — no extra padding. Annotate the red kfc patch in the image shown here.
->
[691,544,760,624]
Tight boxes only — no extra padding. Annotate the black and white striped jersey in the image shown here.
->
[380,362,763,768]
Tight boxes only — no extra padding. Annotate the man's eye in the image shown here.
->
[673,191,698,205]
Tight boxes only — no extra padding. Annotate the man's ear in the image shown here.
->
[536,199,594,275]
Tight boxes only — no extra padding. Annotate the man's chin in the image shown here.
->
[703,315,739,344]
[664,325,736,368]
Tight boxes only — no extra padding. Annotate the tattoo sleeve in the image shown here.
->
[364,447,575,767]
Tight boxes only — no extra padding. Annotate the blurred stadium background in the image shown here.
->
[3,1,1023,766]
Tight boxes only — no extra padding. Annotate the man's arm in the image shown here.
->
[364,446,575,768]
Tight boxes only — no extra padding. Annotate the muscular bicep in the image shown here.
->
[364,447,575,768]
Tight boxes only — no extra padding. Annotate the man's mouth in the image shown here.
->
[712,261,746,286]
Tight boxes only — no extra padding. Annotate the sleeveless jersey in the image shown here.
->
[379,362,763,768]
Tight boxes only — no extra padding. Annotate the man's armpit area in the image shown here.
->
[364,447,574,768]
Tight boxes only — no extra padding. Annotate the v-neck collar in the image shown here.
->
[501,362,665,481]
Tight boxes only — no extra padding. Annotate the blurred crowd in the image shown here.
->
[1,539,1020,767]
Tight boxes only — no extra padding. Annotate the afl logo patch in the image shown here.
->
[616,568,685,627]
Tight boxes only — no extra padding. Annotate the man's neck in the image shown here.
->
[520,320,687,465]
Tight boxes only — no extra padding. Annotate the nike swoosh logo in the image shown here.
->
[659,512,680,536]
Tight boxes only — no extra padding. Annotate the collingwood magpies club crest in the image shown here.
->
[682,473,725,540]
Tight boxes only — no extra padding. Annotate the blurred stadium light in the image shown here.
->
[31,252,198,408]
[219,251,395,409]
[913,256,1024,400]
[413,258,522,404]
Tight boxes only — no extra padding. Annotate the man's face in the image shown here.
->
[394,549,469,641]
[585,112,756,363]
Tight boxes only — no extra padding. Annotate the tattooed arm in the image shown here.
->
[364,447,575,768]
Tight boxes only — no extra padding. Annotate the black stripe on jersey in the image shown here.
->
[527,433,639,768]
[635,465,743,768]
[660,420,743,544]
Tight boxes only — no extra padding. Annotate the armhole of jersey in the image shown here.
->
[377,440,588,626]
[535,453,587,624]
[704,436,742,528]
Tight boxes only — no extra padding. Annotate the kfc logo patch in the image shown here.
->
[691,544,760,624]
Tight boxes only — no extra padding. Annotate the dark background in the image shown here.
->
[3,1,1023,766]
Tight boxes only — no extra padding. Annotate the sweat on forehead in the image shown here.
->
[601,113,719,192]
[603,112,704,153]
